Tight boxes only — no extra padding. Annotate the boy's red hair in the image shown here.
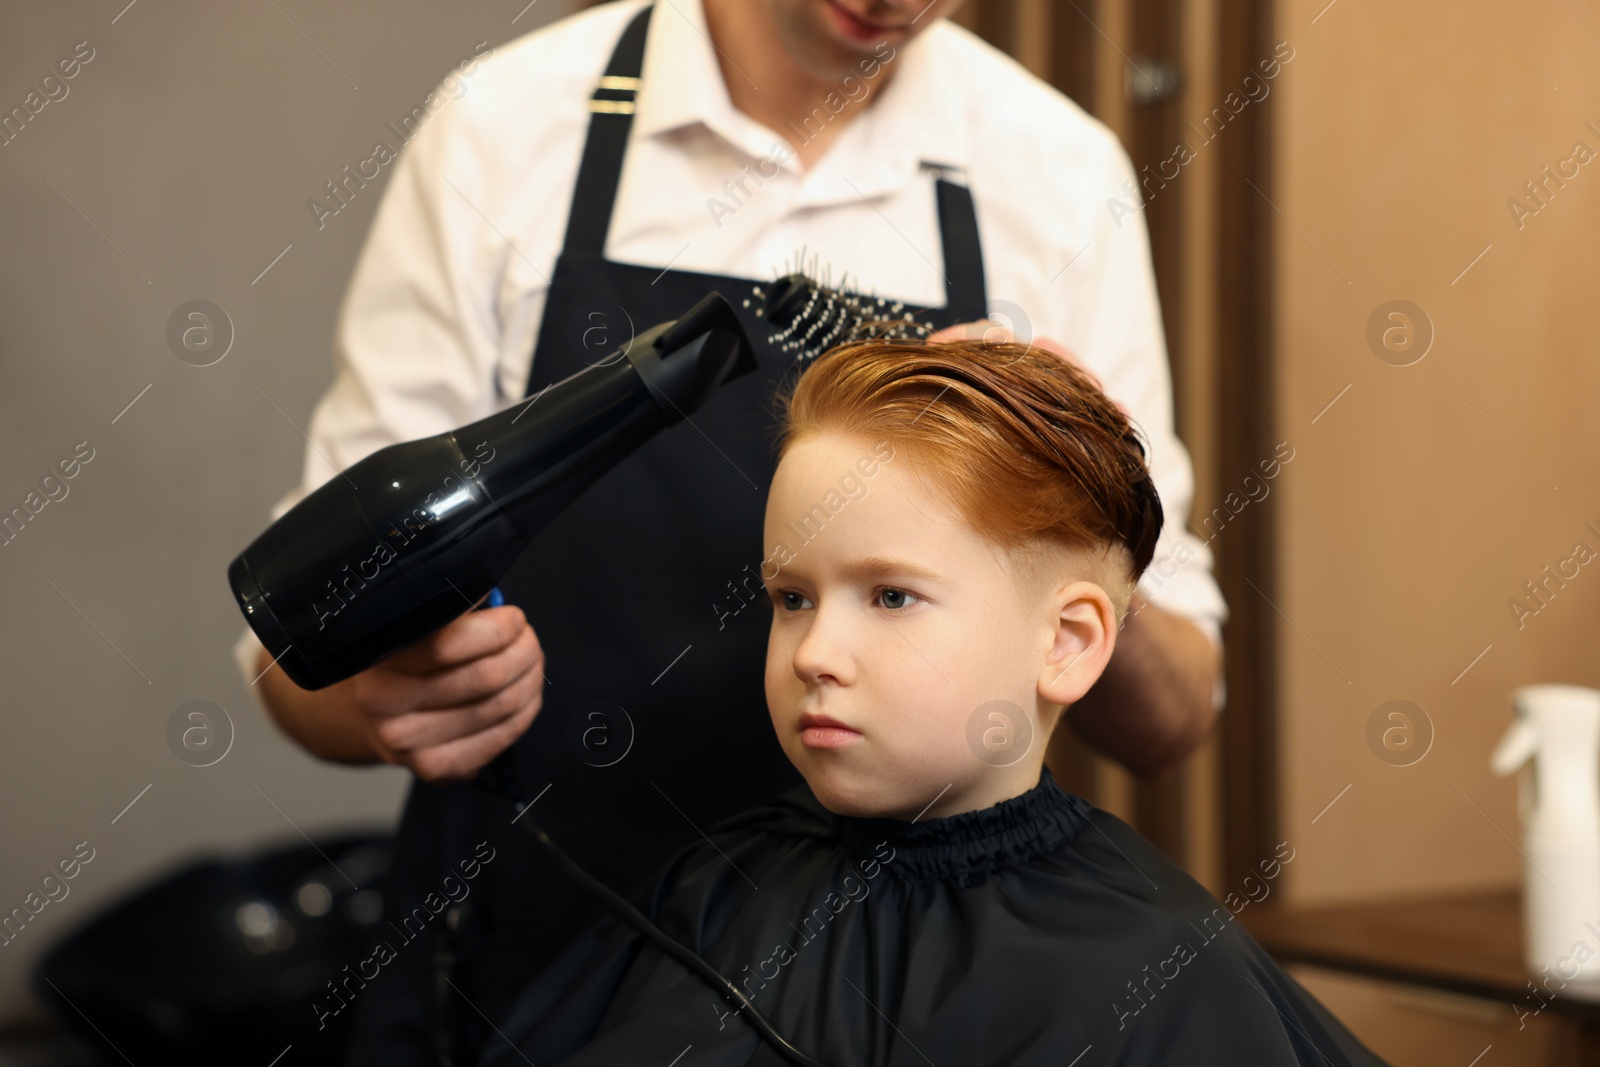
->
[773,339,1163,594]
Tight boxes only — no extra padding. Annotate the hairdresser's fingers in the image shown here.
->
[927,319,1057,353]
[932,321,1127,415]
[388,618,545,714]
[385,605,529,675]
[928,319,1010,345]
[929,321,1089,371]
[1033,336,1119,408]
[402,694,544,783]
[425,621,544,711]
[367,662,544,767]
[1025,334,1082,366]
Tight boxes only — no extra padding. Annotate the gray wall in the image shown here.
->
[0,0,578,1022]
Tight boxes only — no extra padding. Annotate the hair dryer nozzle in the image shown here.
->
[629,292,756,423]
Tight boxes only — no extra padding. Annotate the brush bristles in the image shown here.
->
[756,270,936,366]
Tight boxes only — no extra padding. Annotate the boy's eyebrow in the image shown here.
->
[844,555,946,582]
[768,554,947,584]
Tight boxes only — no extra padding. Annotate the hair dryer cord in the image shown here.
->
[510,805,831,1067]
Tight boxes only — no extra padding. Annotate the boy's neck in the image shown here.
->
[888,761,1050,823]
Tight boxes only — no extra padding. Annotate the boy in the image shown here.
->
[480,338,1385,1066]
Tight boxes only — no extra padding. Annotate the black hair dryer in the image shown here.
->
[228,293,756,691]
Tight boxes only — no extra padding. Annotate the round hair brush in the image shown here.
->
[754,271,936,365]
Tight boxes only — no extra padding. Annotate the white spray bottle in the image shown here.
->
[1492,684,1600,992]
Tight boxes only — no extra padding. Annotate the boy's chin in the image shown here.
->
[797,759,1049,822]
[797,766,933,821]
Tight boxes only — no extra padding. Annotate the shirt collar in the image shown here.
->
[632,0,771,155]
[848,18,973,174]
[632,0,973,187]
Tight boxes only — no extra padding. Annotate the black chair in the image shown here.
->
[33,832,393,1066]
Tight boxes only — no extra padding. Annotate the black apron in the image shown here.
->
[346,7,987,1065]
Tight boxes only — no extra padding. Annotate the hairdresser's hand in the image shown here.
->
[349,603,546,783]
[928,321,1125,413]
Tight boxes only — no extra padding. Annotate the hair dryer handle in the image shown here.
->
[471,586,524,800]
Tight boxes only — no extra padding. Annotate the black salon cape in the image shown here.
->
[480,770,1387,1067]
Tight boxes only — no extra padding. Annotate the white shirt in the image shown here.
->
[233,0,1227,706]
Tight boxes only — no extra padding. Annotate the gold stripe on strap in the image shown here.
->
[588,98,636,114]
[596,75,642,91]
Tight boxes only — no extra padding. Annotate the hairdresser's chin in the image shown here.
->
[758,0,969,73]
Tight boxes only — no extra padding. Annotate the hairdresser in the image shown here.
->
[234,0,1226,1062]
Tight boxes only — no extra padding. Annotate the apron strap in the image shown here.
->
[934,177,988,322]
[561,2,989,322]
[561,4,654,256]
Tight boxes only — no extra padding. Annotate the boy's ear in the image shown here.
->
[1038,581,1118,707]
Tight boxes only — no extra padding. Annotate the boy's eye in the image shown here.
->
[769,587,922,612]
[776,590,811,612]
[875,587,919,610]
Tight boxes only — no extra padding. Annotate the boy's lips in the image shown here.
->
[798,710,864,748]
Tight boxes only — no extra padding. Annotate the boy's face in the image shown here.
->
[762,431,1084,820]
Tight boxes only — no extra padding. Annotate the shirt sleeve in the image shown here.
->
[1068,136,1229,709]
[230,73,513,701]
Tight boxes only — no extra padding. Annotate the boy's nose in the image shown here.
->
[789,603,856,686]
